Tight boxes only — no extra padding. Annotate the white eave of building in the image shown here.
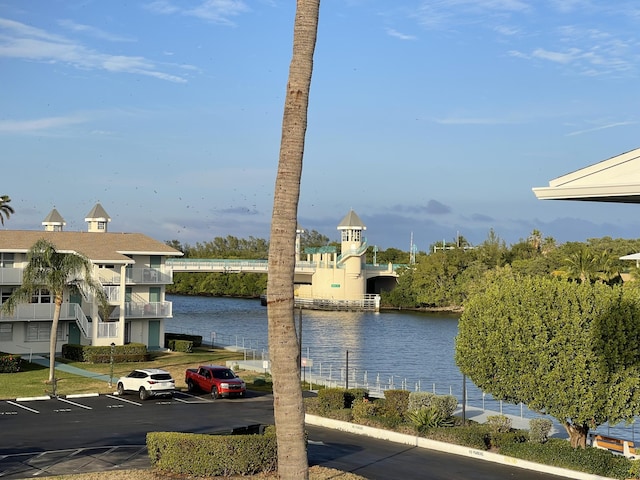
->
[532,148,640,203]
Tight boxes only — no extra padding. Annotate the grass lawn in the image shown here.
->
[0,347,268,399]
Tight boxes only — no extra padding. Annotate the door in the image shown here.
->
[148,320,160,350]
[68,323,81,345]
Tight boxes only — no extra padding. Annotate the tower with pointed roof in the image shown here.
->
[42,208,66,232]
[85,203,111,233]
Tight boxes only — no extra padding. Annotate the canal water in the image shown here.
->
[165,294,634,440]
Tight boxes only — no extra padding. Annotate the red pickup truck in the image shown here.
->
[185,365,247,399]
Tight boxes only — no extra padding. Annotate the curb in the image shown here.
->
[304,414,616,480]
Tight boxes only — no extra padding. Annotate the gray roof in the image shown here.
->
[337,210,366,230]
[42,208,65,225]
[85,203,111,222]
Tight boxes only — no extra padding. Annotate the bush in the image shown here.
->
[382,389,410,420]
[147,427,277,476]
[426,424,491,450]
[486,414,512,433]
[62,343,148,363]
[0,353,21,373]
[529,418,553,444]
[164,332,202,348]
[352,398,379,422]
[316,388,366,412]
[407,406,454,432]
[167,339,193,353]
[500,438,631,479]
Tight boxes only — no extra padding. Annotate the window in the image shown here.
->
[98,221,106,230]
[0,324,12,341]
[1,287,15,305]
[0,253,14,268]
[31,289,52,304]
[26,322,63,342]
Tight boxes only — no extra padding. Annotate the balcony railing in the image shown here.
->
[0,267,23,284]
[96,267,172,285]
[108,301,172,319]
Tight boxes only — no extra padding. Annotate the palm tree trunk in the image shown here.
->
[49,295,63,384]
[267,1,320,478]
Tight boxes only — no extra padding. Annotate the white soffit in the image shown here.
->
[532,148,640,203]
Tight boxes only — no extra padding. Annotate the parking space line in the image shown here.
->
[57,397,92,410]
[105,394,141,406]
[6,401,39,414]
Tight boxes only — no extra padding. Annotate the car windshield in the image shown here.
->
[212,369,236,379]
[151,373,173,381]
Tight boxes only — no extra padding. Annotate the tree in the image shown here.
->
[0,195,14,225]
[1,239,108,384]
[455,268,640,448]
[266,1,320,478]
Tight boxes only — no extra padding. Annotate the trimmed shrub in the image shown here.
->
[529,418,553,444]
[486,414,512,433]
[0,353,21,373]
[164,332,202,348]
[147,428,277,477]
[382,389,410,420]
[62,343,148,363]
[167,339,193,353]
[500,438,631,479]
[317,388,352,411]
[352,398,379,422]
[426,424,491,450]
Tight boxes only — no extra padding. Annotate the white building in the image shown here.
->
[0,204,182,355]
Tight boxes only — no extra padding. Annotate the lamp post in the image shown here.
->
[109,342,115,388]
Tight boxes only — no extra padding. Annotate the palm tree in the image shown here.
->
[267,1,320,478]
[0,195,14,225]
[1,239,108,385]
[564,246,600,283]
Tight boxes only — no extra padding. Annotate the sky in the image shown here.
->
[2,1,640,252]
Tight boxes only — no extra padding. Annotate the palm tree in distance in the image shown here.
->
[0,195,14,225]
[267,0,320,478]
[1,239,109,385]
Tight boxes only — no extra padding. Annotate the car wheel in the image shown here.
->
[139,387,150,401]
[117,383,124,396]
[187,380,196,392]
[211,386,219,400]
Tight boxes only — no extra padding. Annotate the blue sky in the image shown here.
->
[2,1,640,251]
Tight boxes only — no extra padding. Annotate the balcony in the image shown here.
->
[96,266,172,285]
[108,301,172,319]
[0,267,23,285]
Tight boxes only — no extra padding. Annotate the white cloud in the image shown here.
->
[145,0,250,26]
[386,28,416,41]
[57,19,135,42]
[0,115,87,134]
[0,17,189,83]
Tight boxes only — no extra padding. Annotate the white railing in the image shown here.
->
[97,322,118,338]
[108,301,172,319]
[0,267,23,284]
[72,303,91,338]
[96,267,171,285]
[294,294,380,312]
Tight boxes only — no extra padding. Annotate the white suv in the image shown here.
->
[116,368,175,400]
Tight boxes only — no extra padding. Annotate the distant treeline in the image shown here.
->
[166,230,640,309]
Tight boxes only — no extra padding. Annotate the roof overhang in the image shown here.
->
[532,148,640,203]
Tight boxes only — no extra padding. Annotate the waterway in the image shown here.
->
[165,294,634,440]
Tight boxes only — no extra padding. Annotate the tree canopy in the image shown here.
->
[455,268,640,448]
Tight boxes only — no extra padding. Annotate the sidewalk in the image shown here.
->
[29,355,113,383]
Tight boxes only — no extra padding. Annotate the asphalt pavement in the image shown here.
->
[0,356,611,480]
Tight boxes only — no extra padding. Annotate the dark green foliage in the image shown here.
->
[316,388,364,411]
[529,418,553,444]
[406,406,454,432]
[408,392,458,418]
[500,438,631,479]
[147,428,278,477]
[0,353,21,373]
[351,398,379,421]
[426,424,492,450]
[382,389,410,420]
[167,339,192,353]
[165,333,202,348]
[62,343,148,363]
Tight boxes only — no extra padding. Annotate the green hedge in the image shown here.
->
[147,428,277,476]
[62,343,148,363]
[0,353,21,373]
[167,339,192,353]
[500,438,632,479]
[165,333,202,348]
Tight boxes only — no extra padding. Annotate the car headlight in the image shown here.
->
[221,383,229,389]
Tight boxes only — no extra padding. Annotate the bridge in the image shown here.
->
[167,258,402,276]
[166,258,402,312]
